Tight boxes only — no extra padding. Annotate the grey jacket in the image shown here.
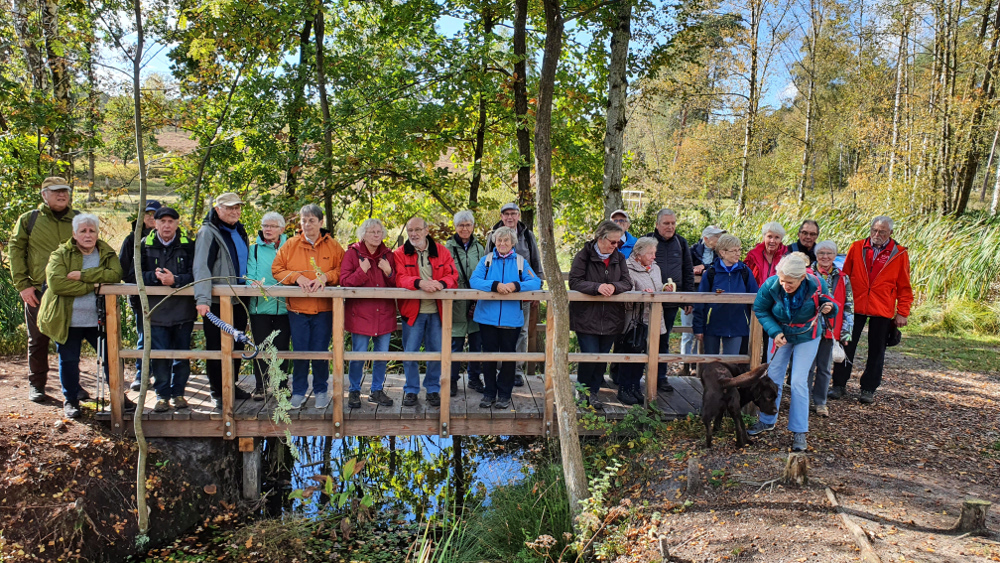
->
[193,210,248,307]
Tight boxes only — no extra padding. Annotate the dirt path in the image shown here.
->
[613,343,1000,563]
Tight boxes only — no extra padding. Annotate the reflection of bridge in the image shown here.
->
[95,286,763,440]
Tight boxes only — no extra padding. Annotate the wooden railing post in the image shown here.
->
[105,295,124,433]
[543,304,555,438]
[439,299,453,438]
[749,315,764,370]
[332,297,345,438]
[645,302,663,407]
[527,302,540,375]
[220,297,235,440]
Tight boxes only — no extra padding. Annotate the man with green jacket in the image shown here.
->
[8,177,79,402]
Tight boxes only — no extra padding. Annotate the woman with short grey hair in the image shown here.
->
[746,222,788,286]
[246,210,290,400]
[808,240,853,417]
[617,236,666,404]
[446,210,487,397]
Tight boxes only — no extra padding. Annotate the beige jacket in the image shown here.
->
[625,256,667,334]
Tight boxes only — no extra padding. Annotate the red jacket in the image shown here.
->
[745,242,788,286]
[392,237,459,326]
[340,241,397,336]
[842,238,913,319]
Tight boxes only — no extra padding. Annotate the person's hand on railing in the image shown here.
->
[419,279,444,293]
[642,287,654,293]
[155,267,175,286]
[597,283,616,297]
[495,282,517,295]
[296,274,326,293]
[249,277,264,289]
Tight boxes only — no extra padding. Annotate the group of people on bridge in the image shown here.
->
[9,177,913,452]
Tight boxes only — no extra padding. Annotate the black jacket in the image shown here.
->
[646,230,695,294]
[123,229,197,326]
[690,241,718,271]
[568,242,632,335]
[788,241,817,265]
[119,219,153,312]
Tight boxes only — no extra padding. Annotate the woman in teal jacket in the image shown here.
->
[246,212,290,400]
[469,226,542,410]
[751,253,837,453]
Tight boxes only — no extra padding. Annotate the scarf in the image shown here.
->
[219,222,248,277]
[781,280,809,314]
[594,242,612,260]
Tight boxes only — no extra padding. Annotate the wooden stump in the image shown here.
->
[657,536,670,561]
[782,453,808,486]
[953,499,992,535]
[686,458,701,495]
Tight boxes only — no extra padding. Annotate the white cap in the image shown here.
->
[702,225,726,238]
[610,209,629,220]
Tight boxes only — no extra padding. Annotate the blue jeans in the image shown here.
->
[289,311,333,397]
[703,335,742,355]
[401,312,442,395]
[451,331,482,382]
[150,322,194,400]
[57,326,107,404]
[349,332,391,393]
[760,335,821,433]
[134,311,144,380]
[680,310,695,355]
[808,338,834,406]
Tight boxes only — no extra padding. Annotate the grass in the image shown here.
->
[896,332,1000,374]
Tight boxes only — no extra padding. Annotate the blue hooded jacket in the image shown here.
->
[753,273,838,345]
[693,259,759,337]
[469,249,543,328]
[618,231,637,258]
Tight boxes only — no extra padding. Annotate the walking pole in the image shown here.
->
[203,311,259,359]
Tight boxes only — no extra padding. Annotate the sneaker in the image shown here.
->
[815,404,829,417]
[77,387,91,400]
[747,420,775,436]
[64,402,81,418]
[426,392,441,407]
[252,388,265,402]
[153,399,170,412]
[172,396,189,409]
[130,378,142,392]
[468,376,485,393]
[513,374,524,387]
[859,390,875,404]
[289,394,306,409]
[402,393,418,407]
[234,387,252,401]
[657,377,674,393]
[348,391,362,408]
[450,379,459,397]
[792,432,808,452]
[495,396,511,409]
[827,385,846,400]
[368,390,393,407]
[313,392,331,409]
[617,387,638,406]
[28,386,46,403]
[479,396,495,408]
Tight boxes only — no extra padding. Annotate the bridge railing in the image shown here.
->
[98,285,763,438]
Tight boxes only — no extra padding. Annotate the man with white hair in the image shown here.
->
[8,177,80,403]
[829,216,913,404]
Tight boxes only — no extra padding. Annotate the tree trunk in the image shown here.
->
[783,452,808,485]
[535,0,588,520]
[285,19,313,199]
[991,152,1000,215]
[41,0,71,174]
[469,10,495,207]
[602,0,631,218]
[737,0,762,215]
[9,0,47,92]
[513,0,533,230]
[314,0,335,232]
[980,124,999,201]
[888,9,908,178]
[86,38,98,203]
[952,499,992,534]
[797,0,820,203]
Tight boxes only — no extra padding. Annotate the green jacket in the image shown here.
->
[9,204,79,291]
[245,233,288,315]
[445,234,487,337]
[38,239,123,345]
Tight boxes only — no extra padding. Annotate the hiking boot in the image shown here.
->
[130,378,142,392]
[494,396,511,409]
[513,374,524,387]
[815,404,829,418]
[450,378,459,397]
[468,376,485,393]
[64,402,81,419]
[792,432,808,452]
[617,387,638,406]
[747,420,775,436]
[289,394,305,409]
[657,377,674,393]
[77,387,91,400]
[348,391,362,409]
[479,396,495,409]
[172,396,189,409]
[630,386,645,404]
[426,392,441,407]
[252,388,265,402]
[153,399,171,412]
[28,386,46,403]
[402,393,418,407]
[859,390,875,404]
[368,390,393,407]
[313,392,331,409]
[588,394,605,410]
[827,385,846,400]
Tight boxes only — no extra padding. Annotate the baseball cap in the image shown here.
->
[214,192,244,207]
[702,225,726,238]
[41,177,71,191]
[610,209,630,220]
[154,207,180,220]
[500,202,519,213]
[144,200,162,212]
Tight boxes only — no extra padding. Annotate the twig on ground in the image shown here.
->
[826,487,882,563]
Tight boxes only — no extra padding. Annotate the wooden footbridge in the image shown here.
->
[95,286,763,440]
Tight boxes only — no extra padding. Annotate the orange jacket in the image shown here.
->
[272,231,345,314]
[842,238,913,319]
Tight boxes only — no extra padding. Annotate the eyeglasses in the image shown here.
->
[455,223,474,229]
[799,230,818,236]
[612,218,628,224]
[262,224,282,229]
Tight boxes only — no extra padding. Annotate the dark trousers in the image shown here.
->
[451,331,483,382]
[204,298,248,398]
[656,306,679,379]
[833,314,893,392]
[577,332,617,395]
[24,290,50,389]
[616,330,647,390]
[57,326,107,404]
[150,322,194,400]
[480,324,519,400]
[249,313,291,390]
[132,310,145,380]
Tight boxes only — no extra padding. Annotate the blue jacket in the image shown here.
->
[469,250,543,328]
[693,259,759,337]
[754,274,838,345]
[618,232,637,258]
[245,233,288,315]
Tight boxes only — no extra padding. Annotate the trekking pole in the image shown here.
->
[203,311,259,359]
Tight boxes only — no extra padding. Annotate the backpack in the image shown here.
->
[25,208,80,236]
[484,252,524,276]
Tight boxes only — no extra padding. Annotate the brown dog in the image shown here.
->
[698,363,776,449]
